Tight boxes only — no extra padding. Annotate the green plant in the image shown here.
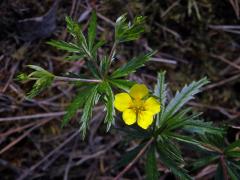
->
[18,12,238,179]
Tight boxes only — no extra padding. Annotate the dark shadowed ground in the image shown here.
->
[0,0,240,179]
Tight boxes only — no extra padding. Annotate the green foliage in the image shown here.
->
[111,51,156,78]
[115,14,145,42]
[62,87,94,127]
[161,77,209,125]
[102,82,115,131]
[80,85,99,138]
[26,65,54,98]
[146,145,159,180]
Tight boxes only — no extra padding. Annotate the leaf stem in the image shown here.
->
[114,137,154,180]
[54,76,102,83]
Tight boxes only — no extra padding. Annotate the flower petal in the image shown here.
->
[129,84,148,100]
[114,93,133,112]
[137,111,153,129]
[144,97,161,115]
[122,109,137,125]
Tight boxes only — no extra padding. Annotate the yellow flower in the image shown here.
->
[114,84,161,129]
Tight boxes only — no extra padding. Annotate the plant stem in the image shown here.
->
[114,137,154,180]
[54,76,102,83]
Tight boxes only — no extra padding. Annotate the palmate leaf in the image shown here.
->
[62,87,94,127]
[111,51,156,78]
[27,76,54,98]
[115,14,145,42]
[146,145,159,180]
[80,85,99,138]
[161,77,209,123]
[26,65,54,98]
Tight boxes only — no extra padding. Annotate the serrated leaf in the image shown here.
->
[191,156,218,170]
[27,76,54,98]
[156,140,192,180]
[146,145,159,180]
[183,119,225,135]
[100,56,110,75]
[103,82,115,131]
[154,71,167,110]
[62,87,93,127]
[109,79,135,91]
[115,14,145,42]
[80,85,99,138]
[161,77,209,123]
[111,51,156,78]
[88,11,97,50]
[26,65,54,98]
[47,40,81,53]
[165,132,209,150]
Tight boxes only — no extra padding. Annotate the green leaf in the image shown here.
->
[154,71,167,110]
[183,119,225,135]
[100,56,111,75]
[62,87,93,127]
[103,82,115,131]
[191,156,218,170]
[225,140,240,158]
[156,139,192,180]
[115,14,145,42]
[155,71,167,128]
[111,51,156,78]
[80,85,99,138]
[27,76,54,98]
[215,163,225,180]
[88,11,97,50]
[92,40,105,58]
[26,65,54,98]
[225,140,240,152]
[165,132,209,150]
[109,79,136,91]
[146,145,159,180]
[227,164,239,180]
[65,16,89,55]
[161,77,209,123]
[47,40,81,53]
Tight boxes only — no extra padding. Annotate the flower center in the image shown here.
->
[131,99,145,113]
